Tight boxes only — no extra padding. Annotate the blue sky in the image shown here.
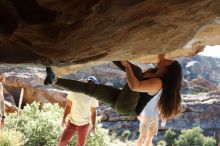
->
[199,45,220,58]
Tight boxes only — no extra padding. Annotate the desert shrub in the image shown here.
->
[175,127,216,146]
[203,137,217,146]
[0,129,24,146]
[5,102,111,146]
[164,129,177,146]
[86,124,110,146]
[156,140,167,146]
[5,102,62,146]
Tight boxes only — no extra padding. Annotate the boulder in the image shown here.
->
[181,79,190,94]
[99,94,220,142]
[185,61,202,75]
[0,67,67,108]
[1,0,220,71]
[207,90,220,97]
[189,77,218,92]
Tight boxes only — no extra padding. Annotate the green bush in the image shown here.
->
[5,102,63,146]
[5,102,110,146]
[0,129,24,146]
[156,140,167,146]
[86,124,110,146]
[164,129,177,146]
[175,127,216,146]
[203,137,217,146]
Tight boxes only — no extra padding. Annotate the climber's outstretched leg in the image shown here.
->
[56,78,120,108]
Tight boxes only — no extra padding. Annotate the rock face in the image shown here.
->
[0,66,67,112]
[180,56,220,78]
[185,61,202,75]
[98,93,220,142]
[1,0,220,68]
[189,77,218,93]
[169,94,220,141]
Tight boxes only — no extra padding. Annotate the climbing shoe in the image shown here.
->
[44,67,55,85]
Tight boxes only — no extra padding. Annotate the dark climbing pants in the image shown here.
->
[56,62,143,115]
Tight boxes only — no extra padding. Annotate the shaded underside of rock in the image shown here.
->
[0,0,220,72]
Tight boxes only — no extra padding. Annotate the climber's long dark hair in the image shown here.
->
[157,61,182,120]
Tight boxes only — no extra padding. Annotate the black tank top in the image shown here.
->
[135,77,163,115]
[135,92,154,115]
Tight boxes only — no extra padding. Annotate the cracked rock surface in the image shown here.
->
[0,0,220,73]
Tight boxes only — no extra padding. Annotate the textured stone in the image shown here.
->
[1,0,220,73]
[0,66,67,108]
[189,77,218,92]
[185,61,202,74]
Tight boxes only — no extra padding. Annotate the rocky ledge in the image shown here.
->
[1,0,220,71]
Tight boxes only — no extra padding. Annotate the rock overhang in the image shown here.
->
[0,0,220,74]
